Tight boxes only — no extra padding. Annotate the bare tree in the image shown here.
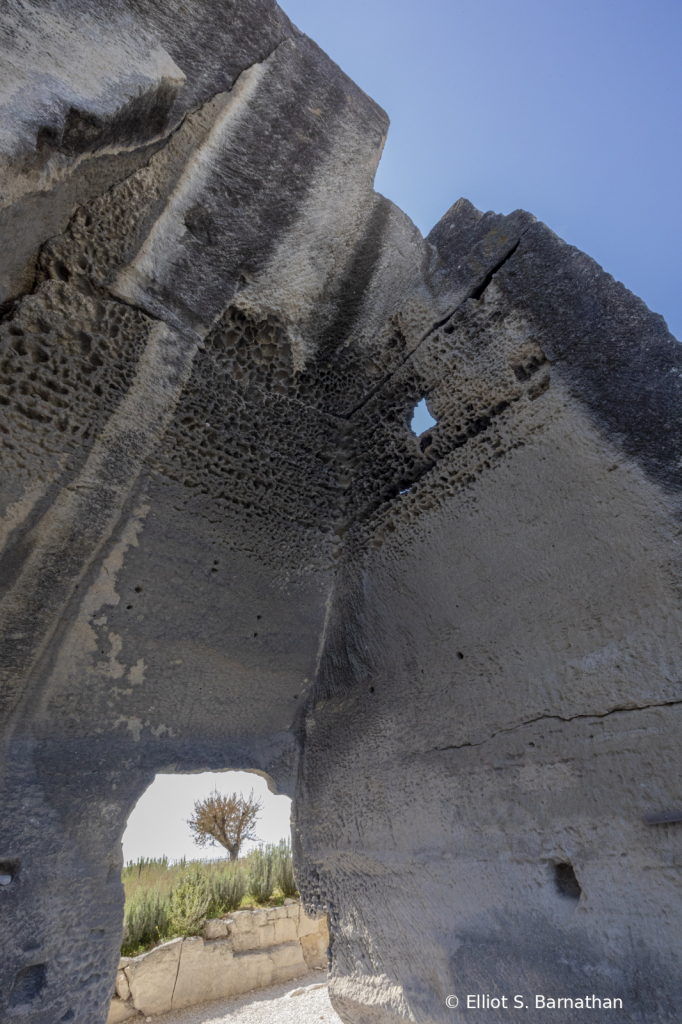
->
[187,789,262,860]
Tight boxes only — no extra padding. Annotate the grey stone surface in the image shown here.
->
[0,3,680,1024]
[0,0,296,306]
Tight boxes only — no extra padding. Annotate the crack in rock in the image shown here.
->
[432,697,682,752]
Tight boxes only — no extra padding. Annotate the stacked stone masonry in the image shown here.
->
[107,901,328,1022]
[1,1,681,1023]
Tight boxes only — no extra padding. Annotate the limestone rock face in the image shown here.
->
[124,936,182,1015]
[0,2,681,1023]
[203,917,230,940]
[106,904,323,1017]
[106,997,140,1024]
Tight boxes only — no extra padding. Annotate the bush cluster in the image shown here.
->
[120,841,297,956]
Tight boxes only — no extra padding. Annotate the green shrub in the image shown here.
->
[246,845,275,903]
[122,886,170,955]
[168,867,212,936]
[119,848,296,956]
[273,839,298,898]
[208,863,247,915]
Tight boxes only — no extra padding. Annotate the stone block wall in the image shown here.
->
[107,901,327,1022]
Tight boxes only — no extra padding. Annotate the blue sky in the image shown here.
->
[285,0,682,340]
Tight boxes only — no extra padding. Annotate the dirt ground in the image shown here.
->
[146,973,342,1024]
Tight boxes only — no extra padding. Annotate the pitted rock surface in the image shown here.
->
[1,3,681,1023]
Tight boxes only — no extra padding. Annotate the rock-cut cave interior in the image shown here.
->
[1,1,681,1022]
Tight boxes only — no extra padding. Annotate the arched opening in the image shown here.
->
[123,771,291,864]
[119,770,295,956]
[108,770,332,1019]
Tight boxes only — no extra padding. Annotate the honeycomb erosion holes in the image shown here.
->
[1,3,682,1023]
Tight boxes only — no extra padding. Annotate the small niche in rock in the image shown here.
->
[410,398,437,437]
[9,963,47,1008]
[0,857,20,886]
[554,862,581,902]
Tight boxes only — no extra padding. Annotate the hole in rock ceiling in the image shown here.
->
[410,398,437,436]
[122,771,292,865]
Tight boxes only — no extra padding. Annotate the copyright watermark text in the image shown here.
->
[446,993,624,1010]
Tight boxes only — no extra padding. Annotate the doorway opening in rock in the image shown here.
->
[119,771,296,958]
[123,770,292,867]
[113,772,328,1017]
